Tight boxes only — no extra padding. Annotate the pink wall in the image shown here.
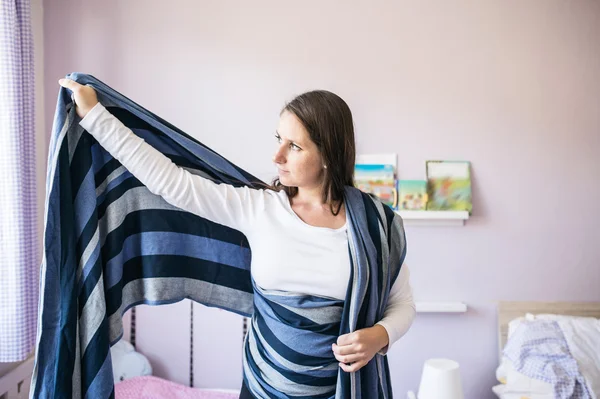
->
[42,1,600,397]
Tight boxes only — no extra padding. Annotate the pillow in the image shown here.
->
[497,314,555,395]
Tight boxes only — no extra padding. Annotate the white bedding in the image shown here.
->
[494,313,600,399]
[492,383,554,399]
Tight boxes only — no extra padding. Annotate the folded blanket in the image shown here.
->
[503,318,593,398]
[31,73,406,399]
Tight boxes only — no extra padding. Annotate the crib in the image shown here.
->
[0,354,239,399]
[3,305,243,399]
[0,356,34,399]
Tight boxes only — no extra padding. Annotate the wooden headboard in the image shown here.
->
[497,301,600,357]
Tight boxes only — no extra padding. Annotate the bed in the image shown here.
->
[493,301,600,399]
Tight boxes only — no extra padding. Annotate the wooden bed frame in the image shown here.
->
[497,301,600,357]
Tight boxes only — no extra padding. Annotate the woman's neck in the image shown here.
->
[293,187,343,211]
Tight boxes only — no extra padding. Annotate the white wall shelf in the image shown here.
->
[415,302,468,313]
[395,210,469,227]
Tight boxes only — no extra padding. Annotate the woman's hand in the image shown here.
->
[332,325,389,373]
[58,78,99,119]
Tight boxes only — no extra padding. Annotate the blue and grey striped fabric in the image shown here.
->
[32,72,407,399]
[243,279,343,397]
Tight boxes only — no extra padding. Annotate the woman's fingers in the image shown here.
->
[58,78,99,119]
[339,360,367,373]
[58,78,81,90]
[332,343,365,365]
[334,351,363,364]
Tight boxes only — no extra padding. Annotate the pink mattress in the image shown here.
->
[115,376,239,399]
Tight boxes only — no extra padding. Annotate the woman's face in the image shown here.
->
[273,111,325,189]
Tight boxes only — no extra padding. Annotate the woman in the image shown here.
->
[58,78,415,398]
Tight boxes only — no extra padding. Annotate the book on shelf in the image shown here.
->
[426,160,472,213]
[354,164,397,209]
[398,180,428,211]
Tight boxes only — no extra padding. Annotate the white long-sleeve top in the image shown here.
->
[79,102,415,352]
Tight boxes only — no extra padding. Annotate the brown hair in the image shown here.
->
[269,90,356,216]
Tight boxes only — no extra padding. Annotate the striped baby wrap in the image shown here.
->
[32,73,407,399]
[243,280,343,397]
